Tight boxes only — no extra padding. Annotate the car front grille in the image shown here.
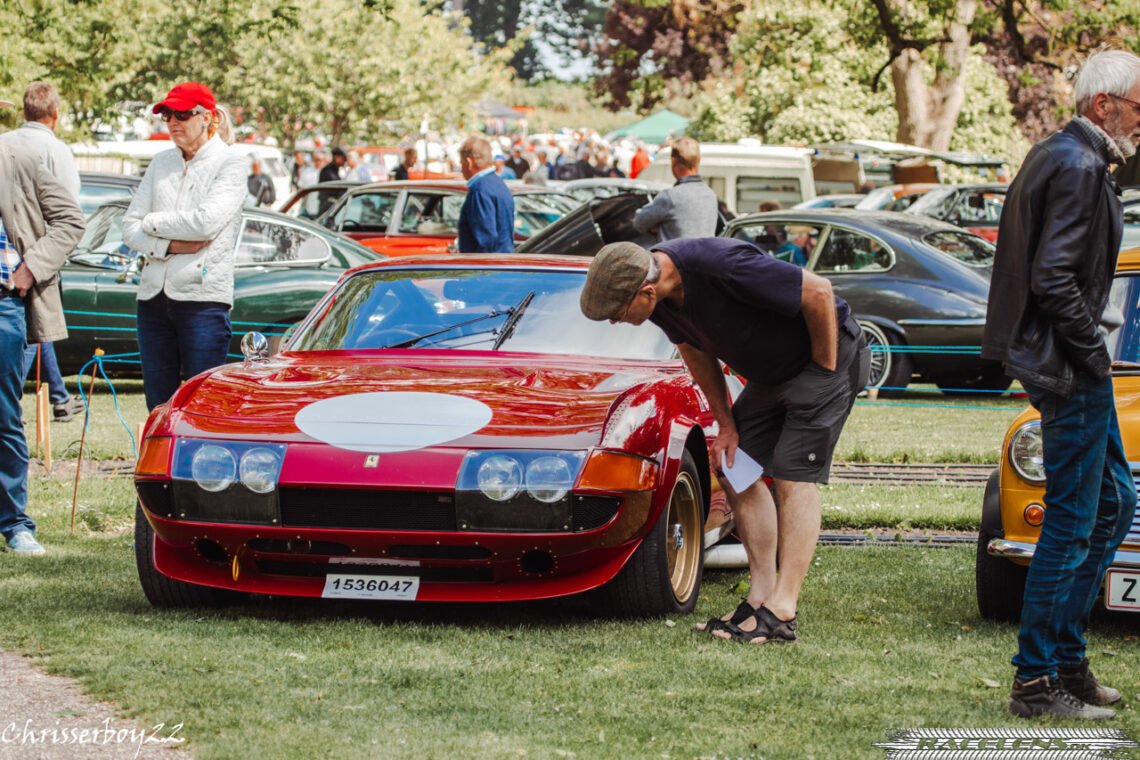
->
[279,488,458,531]
[1127,471,1140,545]
[278,488,620,533]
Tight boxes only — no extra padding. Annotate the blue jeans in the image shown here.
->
[137,293,232,411]
[0,295,34,539]
[1014,374,1135,680]
[23,343,68,405]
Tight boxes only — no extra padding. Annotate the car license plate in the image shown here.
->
[1105,570,1140,611]
[321,574,419,601]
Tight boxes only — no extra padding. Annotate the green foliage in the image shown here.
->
[689,1,1026,160]
[0,0,511,144]
[508,80,634,134]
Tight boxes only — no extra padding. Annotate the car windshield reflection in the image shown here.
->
[68,205,138,270]
[1107,274,1140,364]
[292,268,676,360]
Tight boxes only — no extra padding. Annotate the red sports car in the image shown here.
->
[318,180,579,257]
[134,255,731,616]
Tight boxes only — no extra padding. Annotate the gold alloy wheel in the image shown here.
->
[666,471,702,604]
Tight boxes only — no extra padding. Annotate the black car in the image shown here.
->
[521,201,1002,397]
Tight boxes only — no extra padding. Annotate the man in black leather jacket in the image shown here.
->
[983,49,1140,720]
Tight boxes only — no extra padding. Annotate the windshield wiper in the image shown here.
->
[491,291,535,351]
[383,308,509,349]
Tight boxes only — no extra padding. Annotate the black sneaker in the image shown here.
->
[52,396,85,423]
[1009,675,1116,719]
[1060,658,1121,706]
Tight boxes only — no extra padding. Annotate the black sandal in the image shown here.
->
[695,599,757,635]
[723,605,798,644]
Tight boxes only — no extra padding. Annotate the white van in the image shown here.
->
[71,140,291,209]
[638,142,817,214]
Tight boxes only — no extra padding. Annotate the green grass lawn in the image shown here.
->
[6,498,1140,759]
[2,380,1057,758]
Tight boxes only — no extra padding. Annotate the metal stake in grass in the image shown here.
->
[70,349,102,533]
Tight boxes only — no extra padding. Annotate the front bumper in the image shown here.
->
[987,538,1140,569]
[139,489,658,603]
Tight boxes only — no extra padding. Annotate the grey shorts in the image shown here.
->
[732,318,868,484]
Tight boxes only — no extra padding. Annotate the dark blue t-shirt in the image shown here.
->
[649,237,850,385]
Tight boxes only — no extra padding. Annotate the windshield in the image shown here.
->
[1107,274,1140,363]
[922,230,995,267]
[69,205,136,270]
[291,268,676,360]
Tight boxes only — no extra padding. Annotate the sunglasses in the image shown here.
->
[159,107,206,122]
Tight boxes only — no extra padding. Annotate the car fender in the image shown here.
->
[980,468,1003,537]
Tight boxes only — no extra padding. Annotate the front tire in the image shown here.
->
[859,320,912,398]
[595,451,705,617]
[975,526,1027,622]
[135,502,242,608]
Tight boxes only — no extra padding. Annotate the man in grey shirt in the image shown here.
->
[632,136,718,242]
[0,82,86,422]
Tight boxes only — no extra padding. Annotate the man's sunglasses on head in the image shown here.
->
[159,107,206,122]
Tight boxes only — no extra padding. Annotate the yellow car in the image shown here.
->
[977,246,1140,621]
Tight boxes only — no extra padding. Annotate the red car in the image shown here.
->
[318,180,579,257]
[904,183,1007,243]
[134,255,730,616]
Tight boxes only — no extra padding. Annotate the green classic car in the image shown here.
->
[55,200,382,376]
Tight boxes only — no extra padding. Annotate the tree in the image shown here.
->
[462,0,607,80]
[242,0,511,144]
[976,0,1140,142]
[592,0,744,112]
[688,0,1026,162]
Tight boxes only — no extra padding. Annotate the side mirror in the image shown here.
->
[241,331,269,362]
[114,253,143,284]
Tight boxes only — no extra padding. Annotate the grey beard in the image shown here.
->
[1113,133,1137,160]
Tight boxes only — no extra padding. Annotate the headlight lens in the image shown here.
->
[239,447,282,494]
[190,445,237,492]
[526,456,574,503]
[1009,420,1045,483]
[477,455,524,501]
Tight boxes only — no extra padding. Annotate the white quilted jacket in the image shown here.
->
[122,135,247,305]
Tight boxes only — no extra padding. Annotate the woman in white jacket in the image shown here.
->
[122,82,247,410]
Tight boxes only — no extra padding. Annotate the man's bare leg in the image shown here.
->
[695,478,777,629]
[713,479,821,639]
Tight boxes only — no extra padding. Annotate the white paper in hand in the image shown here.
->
[721,449,764,492]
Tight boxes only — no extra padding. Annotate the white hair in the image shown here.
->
[642,251,661,286]
[1074,49,1140,115]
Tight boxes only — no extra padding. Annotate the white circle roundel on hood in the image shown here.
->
[294,392,493,453]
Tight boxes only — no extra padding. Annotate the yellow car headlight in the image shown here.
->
[1009,420,1045,484]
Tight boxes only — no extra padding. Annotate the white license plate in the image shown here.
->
[321,573,419,601]
[1105,570,1140,610]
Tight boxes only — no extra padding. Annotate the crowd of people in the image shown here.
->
[286,129,661,192]
[1,47,1139,726]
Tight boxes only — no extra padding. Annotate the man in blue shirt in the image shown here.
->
[458,137,515,253]
[581,239,869,643]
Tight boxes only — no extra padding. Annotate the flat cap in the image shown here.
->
[580,242,653,321]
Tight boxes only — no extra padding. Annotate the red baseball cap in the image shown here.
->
[152,82,216,114]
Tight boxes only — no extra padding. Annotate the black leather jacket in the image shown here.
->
[982,120,1124,397]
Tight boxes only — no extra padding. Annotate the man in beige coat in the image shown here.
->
[0,141,85,554]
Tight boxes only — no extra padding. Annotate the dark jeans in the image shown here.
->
[1014,373,1135,680]
[137,293,232,411]
[0,295,33,539]
[23,342,68,404]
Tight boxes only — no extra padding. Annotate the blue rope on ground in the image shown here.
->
[62,308,294,330]
[856,400,1019,411]
[76,352,139,459]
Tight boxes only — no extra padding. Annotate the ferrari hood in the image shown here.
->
[174,352,676,448]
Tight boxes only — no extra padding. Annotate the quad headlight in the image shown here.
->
[460,450,585,503]
[175,439,287,494]
[1008,420,1045,484]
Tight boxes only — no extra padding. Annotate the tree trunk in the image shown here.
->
[891,0,977,151]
